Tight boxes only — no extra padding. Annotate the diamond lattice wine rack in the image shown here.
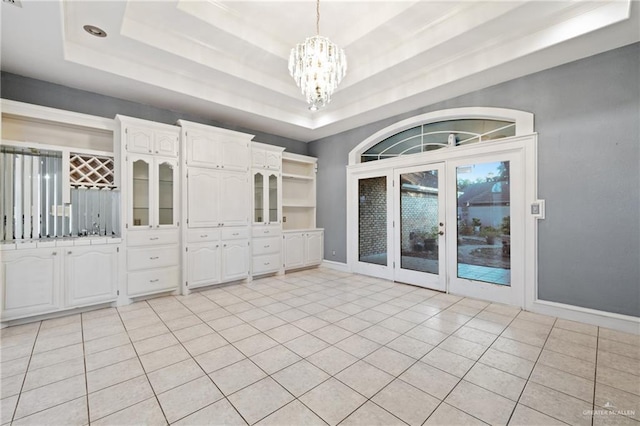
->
[69,153,116,188]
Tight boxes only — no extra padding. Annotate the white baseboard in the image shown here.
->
[321,260,351,273]
[531,299,640,335]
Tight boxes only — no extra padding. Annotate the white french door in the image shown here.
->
[393,163,446,291]
[350,140,530,307]
[446,152,524,306]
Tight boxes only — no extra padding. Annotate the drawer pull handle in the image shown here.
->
[264,262,270,265]
[150,279,159,283]
[264,245,270,248]
[150,256,159,260]
[264,231,270,234]
[150,237,159,241]
[200,234,208,238]
[232,233,239,236]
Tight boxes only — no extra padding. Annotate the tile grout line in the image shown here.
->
[80,313,90,425]
[506,316,558,425]
[105,301,172,426]
[147,292,254,425]
[9,320,42,424]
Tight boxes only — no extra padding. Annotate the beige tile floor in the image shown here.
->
[1,268,639,425]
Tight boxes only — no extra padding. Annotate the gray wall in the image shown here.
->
[308,43,640,317]
[0,72,309,155]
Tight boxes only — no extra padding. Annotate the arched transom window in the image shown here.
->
[349,107,534,165]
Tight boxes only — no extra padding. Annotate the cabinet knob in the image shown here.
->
[223,244,227,247]
[52,251,57,256]
[68,251,72,255]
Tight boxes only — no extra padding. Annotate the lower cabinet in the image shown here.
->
[126,229,179,297]
[252,226,282,275]
[283,230,323,271]
[221,239,250,282]
[187,243,221,289]
[66,245,118,307]
[184,227,249,290]
[1,249,62,320]
[1,245,119,321]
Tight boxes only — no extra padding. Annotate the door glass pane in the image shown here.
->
[400,171,439,274]
[358,176,387,265]
[456,161,511,285]
[132,159,149,226]
[158,162,174,225]
[269,174,278,222]
[254,173,264,222]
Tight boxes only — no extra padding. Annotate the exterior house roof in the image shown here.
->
[458,181,510,206]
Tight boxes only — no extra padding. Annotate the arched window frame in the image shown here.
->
[348,107,534,165]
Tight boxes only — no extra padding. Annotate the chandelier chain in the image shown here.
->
[316,0,320,35]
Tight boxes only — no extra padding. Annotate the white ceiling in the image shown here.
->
[1,1,638,142]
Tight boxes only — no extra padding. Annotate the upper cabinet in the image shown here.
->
[125,125,179,157]
[252,144,282,170]
[179,121,252,171]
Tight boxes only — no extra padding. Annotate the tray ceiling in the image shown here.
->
[1,1,638,141]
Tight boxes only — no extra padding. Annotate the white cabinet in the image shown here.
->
[1,249,62,320]
[252,144,282,170]
[222,239,250,282]
[253,170,281,225]
[124,125,179,157]
[283,230,323,271]
[187,168,248,228]
[128,154,179,230]
[252,226,282,276]
[187,243,221,288]
[184,227,248,290]
[66,245,118,307]
[282,153,317,230]
[1,244,120,321]
[181,123,251,171]
[119,116,182,299]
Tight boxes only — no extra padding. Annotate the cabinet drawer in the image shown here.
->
[253,253,281,275]
[251,226,281,238]
[221,227,249,240]
[187,229,220,243]
[127,230,179,247]
[252,236,281,256]
[127,246,178,271]
[128,267,179,296]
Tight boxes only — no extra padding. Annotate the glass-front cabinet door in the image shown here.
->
[129,155,178,229]
[131,156,151,228]
[268,173,278,223]
[253,171,280,225]
[157,159,178,227]
[254,172,265,223]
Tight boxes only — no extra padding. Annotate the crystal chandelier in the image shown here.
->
[288,0,347,111]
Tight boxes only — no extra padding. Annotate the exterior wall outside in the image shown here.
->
[358,177,387,258]
[0,72,309,156]
[308,42,640,317]
[401,191,438,252]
